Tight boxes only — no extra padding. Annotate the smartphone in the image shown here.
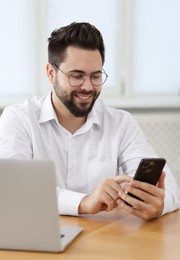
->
[125,158,166,204]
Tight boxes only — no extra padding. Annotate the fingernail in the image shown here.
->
[118,190,123,196]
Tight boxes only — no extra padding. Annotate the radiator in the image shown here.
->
[132,112,180,188]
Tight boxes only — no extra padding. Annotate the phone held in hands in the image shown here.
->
[125,158,166,205]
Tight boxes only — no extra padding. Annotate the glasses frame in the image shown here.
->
[52,63,108,87]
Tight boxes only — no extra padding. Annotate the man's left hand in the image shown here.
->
[117,172,165,221]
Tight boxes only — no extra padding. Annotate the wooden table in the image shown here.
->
[0,208,180,260]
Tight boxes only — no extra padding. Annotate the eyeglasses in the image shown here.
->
[52,64,108,87]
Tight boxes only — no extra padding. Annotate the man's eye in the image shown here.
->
[70,74,84,79]
[91,73,102,79]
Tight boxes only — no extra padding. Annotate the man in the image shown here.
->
[0,22,179,220]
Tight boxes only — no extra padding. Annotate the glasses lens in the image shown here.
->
[69,73,84,87]
[91,72,107,86]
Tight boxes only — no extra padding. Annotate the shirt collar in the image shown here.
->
[39,92,59,124]
[86,102,101,127]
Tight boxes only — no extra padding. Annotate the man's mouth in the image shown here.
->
[74,93,94,103]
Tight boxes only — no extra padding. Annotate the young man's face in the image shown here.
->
[48,46,103,117]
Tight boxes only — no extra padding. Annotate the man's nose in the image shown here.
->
[80,76,94,91]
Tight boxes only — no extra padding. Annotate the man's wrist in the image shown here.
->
[78,195,89,214]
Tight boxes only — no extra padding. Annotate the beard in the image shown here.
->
[53,78,100,117]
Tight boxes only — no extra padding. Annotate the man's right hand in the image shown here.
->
[78,176,132,214]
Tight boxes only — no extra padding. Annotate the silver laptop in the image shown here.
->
[0,159,83,252]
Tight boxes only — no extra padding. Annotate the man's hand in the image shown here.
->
[78,176,132,214]
[117,172,166,220]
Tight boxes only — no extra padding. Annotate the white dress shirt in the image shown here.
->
[0,92,179,215]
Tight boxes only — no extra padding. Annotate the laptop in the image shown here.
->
[0,159,83,252]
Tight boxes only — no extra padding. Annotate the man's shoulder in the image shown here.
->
[95,98,131,118]
[1,92,50,120]
[93,98,138,131]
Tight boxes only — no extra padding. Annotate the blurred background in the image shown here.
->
[0,0,180,187]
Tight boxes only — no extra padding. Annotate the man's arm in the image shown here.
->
[0,107,32,159]
[117,113,180,219]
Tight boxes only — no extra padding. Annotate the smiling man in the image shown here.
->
[48,46,103,132]
[0,22,179,220]
[51,48,102,117]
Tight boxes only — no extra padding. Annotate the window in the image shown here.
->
[46,0,119,90]
[130,0,180,96]
[1,0,180,108]
[0,0,38,106]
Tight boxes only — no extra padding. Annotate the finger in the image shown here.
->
[97,179,120,211]
[125,204,152,221]
[121,184,147,203]
[130,179,162,198]
[118,188,144,209]
[118,199,153,220]
[114,175,132,184]
[101,179,123,200]
[130,171,165,191]
[103,193,118,211]
[105,184,120,201]
[121,181,164,205]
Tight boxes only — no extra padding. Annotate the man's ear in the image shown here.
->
[46,63,55,84]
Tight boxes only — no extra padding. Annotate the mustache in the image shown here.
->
[72,90,96,96]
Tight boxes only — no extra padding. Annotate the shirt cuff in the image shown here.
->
[162,188,180,215]
[56,187,87,216]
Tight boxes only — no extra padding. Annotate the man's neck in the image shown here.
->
[58,112,86,134]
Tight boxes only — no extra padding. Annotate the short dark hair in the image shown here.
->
[48,22,105,66]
